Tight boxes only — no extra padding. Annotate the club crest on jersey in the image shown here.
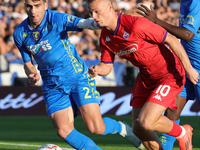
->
[123,31,130,40]
[105,36,111,42]
[32,31,40,41]
[67,15,75,23]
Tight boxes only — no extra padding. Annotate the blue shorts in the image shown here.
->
[42,74,100,117]
[178,73,200,105]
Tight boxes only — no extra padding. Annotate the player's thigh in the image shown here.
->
[79,103,104,130]
[141,83,182,124]
[71,78,100,108]
[43,88,73,117]
[50,106,74,132]
[139,102,166,126]
[132,107,143,132]
[132,107,141,123]
[71,80,103,127]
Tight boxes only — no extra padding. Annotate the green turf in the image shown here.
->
[0,116,199,150]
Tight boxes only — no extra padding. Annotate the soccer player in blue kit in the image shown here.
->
[137,0,200,149]
[13,0,146,150]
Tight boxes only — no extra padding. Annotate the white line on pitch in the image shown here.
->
[0,142,74,150]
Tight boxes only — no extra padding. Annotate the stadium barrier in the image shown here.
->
[0,86,199,116]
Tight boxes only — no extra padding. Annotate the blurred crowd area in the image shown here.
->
[0,0,181,86]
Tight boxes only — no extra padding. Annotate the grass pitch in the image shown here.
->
[0,116,199,150]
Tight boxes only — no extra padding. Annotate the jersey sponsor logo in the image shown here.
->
[123,31,130,40]
[114,44,138,56]
[36,46,43,53]
[105,36,111,42]
[26,39,52,55]
[180,13,200,33]
[179,13,194,25]
[179,13,184,24]
[185,15,194,25]
[32,31,40,41]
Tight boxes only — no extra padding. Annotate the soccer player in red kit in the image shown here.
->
[87,0,199,149]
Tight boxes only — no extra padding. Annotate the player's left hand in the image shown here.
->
[28,73,40,87]
[186,68,199,85]
[88,65,99,77]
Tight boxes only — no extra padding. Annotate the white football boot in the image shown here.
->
[118,121,145,150]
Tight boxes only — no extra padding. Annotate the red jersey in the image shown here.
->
[100,15,185,88]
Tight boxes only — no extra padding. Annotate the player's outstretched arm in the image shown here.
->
[77,18,101,30]
[136,4,194,42]
[164,33,199,85]
[88,62,113,77]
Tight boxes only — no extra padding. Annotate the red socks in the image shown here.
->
[167,120,182,137]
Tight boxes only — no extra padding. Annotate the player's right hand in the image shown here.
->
[28,73,40,87]
[186,68,199,85]
[136,4,158,24]
[88,65,99,77]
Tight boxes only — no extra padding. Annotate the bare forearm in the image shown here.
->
[164,33,199,85]
[24,64,38,77]
[156,19,194,42]
[136,4,194,42]
[88,62,113,77]
[165,34,192,71]
[97,62,112,76]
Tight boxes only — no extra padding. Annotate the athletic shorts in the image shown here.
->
[42,74,100,117]
[179,71,200,104]
[130,73,185,109]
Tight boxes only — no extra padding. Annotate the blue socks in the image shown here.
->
[102,117,122,135]
[160,119,180,150]
[64,128,102,150]
[64,117,122,149]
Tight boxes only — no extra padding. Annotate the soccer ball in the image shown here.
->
[38,144,62,150]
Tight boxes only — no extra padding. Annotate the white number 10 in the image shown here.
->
[155,85,170,97]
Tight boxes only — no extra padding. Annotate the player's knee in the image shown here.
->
[138,118,154,131]
[57,128,72,139]
[87,124,105,135]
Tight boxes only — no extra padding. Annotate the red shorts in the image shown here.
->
[130,73,185,109]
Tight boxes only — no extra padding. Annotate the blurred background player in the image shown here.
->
[137,0,200,149]
[13,0,144,149]
[87,0,199,149]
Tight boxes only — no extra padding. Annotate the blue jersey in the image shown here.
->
[14,10,100,116]
[179,0,200,70]
[14,10,88,85]
[179,0,200,103]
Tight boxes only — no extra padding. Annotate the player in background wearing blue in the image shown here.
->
[137,0,200,149]
[13,0,145,150]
